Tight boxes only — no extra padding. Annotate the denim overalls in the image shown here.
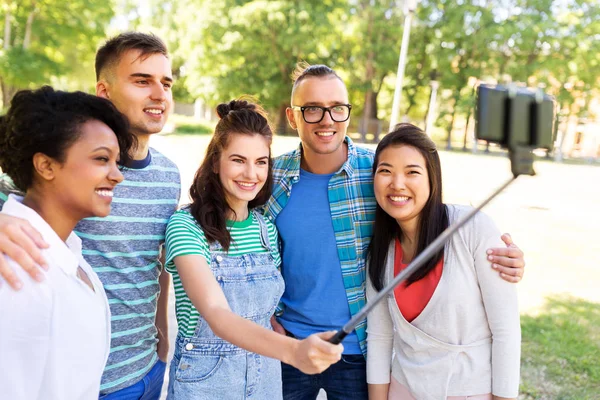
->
[167,211,285,400]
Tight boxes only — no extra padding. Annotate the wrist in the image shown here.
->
[282,336,299,366]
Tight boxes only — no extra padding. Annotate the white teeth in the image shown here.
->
[390,196,409,202]
[237,182,255,187]
[145,109,162,115]
[95,190,114,197]
[316,131,334,137]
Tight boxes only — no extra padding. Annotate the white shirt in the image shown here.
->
[0,195,111,400]
[366,205,521,399]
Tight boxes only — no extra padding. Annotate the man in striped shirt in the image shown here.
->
[263,63,526,400]
[0,32,179,399]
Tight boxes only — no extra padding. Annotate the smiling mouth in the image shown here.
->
[95,189,114,198]
[315,131,335,137]
[236,181,257,190]
[144,108,164,115]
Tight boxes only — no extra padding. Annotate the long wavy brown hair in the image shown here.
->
[188,99,274,251]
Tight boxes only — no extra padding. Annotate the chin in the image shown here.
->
[92,206,112,218]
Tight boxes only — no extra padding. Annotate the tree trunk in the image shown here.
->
[276,103,291,136]
[360,5,375,140]
[3,7,11,50]
[446,94,460,150]
[23,8,38,50]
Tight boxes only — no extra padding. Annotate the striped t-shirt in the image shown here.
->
[0,148,181,394]
[165,209,281,337]
[76,148,180,394]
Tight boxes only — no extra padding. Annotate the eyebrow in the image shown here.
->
[229,154,269,160]
[129,72,174,82]
[377,162,424,169]
[92,146,114,153]
[301,101,347,106]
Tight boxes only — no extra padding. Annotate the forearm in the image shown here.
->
[155,261,170,359]
[205,305,298,364]
[368,383,389,400]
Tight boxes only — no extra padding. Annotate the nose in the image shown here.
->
[109,162,124,184]
[243,162,257,178]
[150,82,167,102]
[320,108,334,125]
[390,173,405,190]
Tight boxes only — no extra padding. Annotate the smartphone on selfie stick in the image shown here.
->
[328,84,556,345]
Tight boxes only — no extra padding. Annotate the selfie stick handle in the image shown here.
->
[328,175,518,345]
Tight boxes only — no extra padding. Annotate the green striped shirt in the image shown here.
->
[165,209,281,337]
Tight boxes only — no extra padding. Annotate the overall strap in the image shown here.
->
[252,210,272,252]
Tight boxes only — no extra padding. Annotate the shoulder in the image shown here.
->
[149,147,179,170]
[447,204,501,250]
[273,147,301,171]
[0,257,53,309]
[354,144,375,160]
[167,210,204,236]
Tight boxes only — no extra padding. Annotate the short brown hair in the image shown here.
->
[95,32,168,80]
[291,62,343,88]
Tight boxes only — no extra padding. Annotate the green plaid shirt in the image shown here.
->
[262,137,376,355]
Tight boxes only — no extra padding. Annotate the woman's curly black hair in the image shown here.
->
[0,86,136,191]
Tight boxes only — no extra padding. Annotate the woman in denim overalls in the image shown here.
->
[165,100,343,400]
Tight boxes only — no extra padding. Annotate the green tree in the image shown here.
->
[0,0,114,107]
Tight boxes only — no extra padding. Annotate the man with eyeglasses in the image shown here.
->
[261,62,526,400]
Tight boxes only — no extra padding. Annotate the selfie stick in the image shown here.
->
[327,175,519,344]
[328,84,549,345]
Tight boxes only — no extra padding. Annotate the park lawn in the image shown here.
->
[519,296,600,399]
[168,114,214,135]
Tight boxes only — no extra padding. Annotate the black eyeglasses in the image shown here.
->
[290,104,352,124]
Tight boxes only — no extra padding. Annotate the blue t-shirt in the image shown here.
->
[275,169,361,354]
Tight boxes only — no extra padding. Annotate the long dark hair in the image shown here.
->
[188,99,273,251]
[367,123,448,291]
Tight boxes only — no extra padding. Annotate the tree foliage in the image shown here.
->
[0,0,114,107]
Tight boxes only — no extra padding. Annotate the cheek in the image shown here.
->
[257,166,269,182]
[373,177,387,201]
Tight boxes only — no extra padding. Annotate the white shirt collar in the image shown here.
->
[1,194,81,277]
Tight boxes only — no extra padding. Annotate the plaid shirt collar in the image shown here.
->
[277,135,358,179]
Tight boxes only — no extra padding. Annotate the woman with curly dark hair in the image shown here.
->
[164,99,343,400]
[0,86,135,399]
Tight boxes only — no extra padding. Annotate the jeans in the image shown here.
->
[281,354,368,400]
[99,359,167,400]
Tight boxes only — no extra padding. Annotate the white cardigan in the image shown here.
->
[366,205,520,399]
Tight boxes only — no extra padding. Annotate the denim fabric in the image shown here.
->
[281,355,368,400]
[167,211,285,400]
[98,359,166,400]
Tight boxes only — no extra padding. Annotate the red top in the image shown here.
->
[393,238,444,322]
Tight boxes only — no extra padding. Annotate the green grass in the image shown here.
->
[520,296,600,399]
[167,114,214,135]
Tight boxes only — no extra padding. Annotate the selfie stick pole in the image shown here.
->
[328,161,529,345]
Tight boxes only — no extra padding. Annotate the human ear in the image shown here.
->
[32,153,59,182]
[96,80,110,100]
[286,107,297,130]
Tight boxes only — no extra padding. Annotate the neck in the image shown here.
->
[301,141,348,174]
[226,200,250,222]
[398,219,419,263]
[22,189,78,242]
[131,133,151,160]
